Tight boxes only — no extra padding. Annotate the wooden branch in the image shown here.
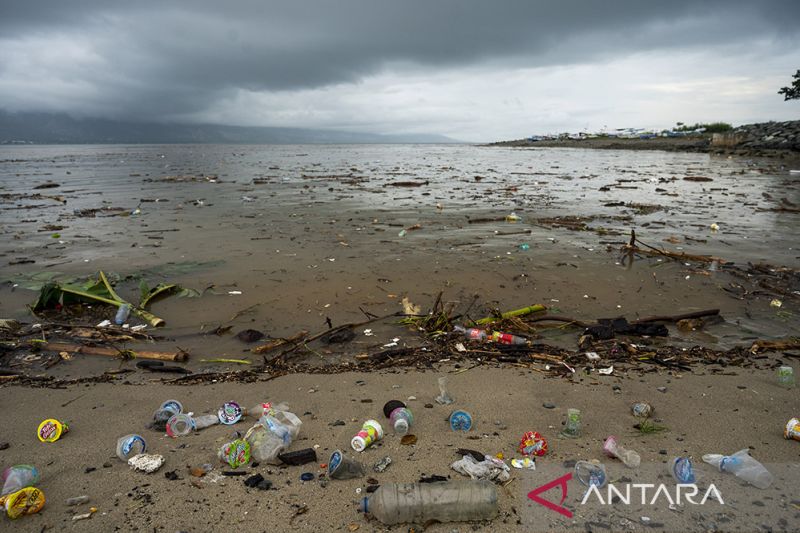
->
[40,342,187,362]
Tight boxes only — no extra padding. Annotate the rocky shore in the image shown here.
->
[491,120,800,159]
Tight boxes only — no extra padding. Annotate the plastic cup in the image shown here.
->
[218,439,251,468]
[560,408,581,438]
[777,366,795,387]
[218,401,245,425]
[116,434,147,460]
[328,450,365,480]
[166,413,195,438]
[785,418,800,441]
[575,461,607,488]
[351,420,383,452]
[37,419,69,443]
[152,399,183,430]
[670,457,696,483]
[389,407,413,435]
[449,410,473,431]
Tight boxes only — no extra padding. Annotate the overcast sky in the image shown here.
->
[1,1,798,141]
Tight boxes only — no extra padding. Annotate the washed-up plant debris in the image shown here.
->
[31,271,198,327]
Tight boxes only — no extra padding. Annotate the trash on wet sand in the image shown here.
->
[451,454,510,483]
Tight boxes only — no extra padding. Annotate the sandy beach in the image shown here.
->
[1,363,798,532]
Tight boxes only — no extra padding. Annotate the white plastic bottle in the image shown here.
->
[359,481,498,525]
[702,449,773,489]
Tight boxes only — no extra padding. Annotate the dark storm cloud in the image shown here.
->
[1,0,798,121]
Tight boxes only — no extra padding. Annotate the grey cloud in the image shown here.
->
[1,0,798,123]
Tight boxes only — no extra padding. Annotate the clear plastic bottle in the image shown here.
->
[603,436,641,468]
[114,303,131,325]
[1,465,40,496]
[453,325,487,341]
[389,407,413,435]
[702,449,773,489]
[165,413,218,437]
[360,481,498,525]
[489,331,527,345]
[245,408,302,464]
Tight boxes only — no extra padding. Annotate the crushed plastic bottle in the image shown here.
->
[603,436,641,468]
[244,405,302,464]
[670,457,696,484]
[359,480,498,525]
[575,461,607,488]
[702,449,773,489]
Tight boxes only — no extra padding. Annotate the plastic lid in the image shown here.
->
[218,401,243,425]
[449,410,472,431]
[351,436,366,452]
[382,400,406,418]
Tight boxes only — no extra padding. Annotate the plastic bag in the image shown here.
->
[245,404,302,464]
[450,454,510,483]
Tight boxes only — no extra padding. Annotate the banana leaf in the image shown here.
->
[32,271,165,327]
[139,281,200,308]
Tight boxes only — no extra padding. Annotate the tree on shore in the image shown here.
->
[778,70,800,100]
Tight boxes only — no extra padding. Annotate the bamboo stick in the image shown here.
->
[40,342,187,362]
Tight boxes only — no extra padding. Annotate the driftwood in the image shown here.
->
[40,342,187,362]
[749,339,800,354]
[251,331,309,354]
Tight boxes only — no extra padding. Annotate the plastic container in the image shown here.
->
[603,436,641,468]
[114,303,131,325]
[702,449,773,489]
[560,408,581,438]
[152,400,183,431]
[777,366,795,388]
[449,410,472,431]
[389,407,414,435]
[453,326,487,341]
[351,420,384,452]
[1,466,40,497]
[218,439,251,468]
[218,401,245,425]
[359,480,498,525]
[435,376,454,405]
[116,434,146,460]
[575,461,607,488]
[165,413,217,437]
[328,450,365,480]
[631,402,653,418]
[245,408,302,464]
[670,457,696,484]
[37,419,69,443]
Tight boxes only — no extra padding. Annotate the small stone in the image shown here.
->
[329,420,345,427]
[102,462,113,468]
[736,385,747,390]
[424,403,434,409]
[164,470,180,481]
[657,387,667,393]
[0,442,9,450]
[235,329,265,343]
[562,460,577,468]
[542,402,556,409]
[659,450,667,455]
[84,467,96,474]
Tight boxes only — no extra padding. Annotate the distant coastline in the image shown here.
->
[489,120,800,159]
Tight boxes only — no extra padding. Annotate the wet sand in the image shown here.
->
[1,366,798,532]
[0,144,798,532]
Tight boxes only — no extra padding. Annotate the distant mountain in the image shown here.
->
[0,110,459,144]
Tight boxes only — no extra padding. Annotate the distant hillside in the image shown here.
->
[0,110,458,144]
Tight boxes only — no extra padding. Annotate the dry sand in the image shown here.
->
[1,364,798,532]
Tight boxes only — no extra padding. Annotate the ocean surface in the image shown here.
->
[1,144,797,374]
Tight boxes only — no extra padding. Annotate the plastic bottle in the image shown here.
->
[1,466,40,496]
[702,449,773,489]
[114,304,131,325]
[603,436,641,468]
[575,461,607,488]
[453,325,487,341]
[489,331,527,345]
[560,408,581,438]
[360,480,498,525]
[245,407,302,464]
[777,366,795,388]
[389,407,414,435]
[351,420,384,452]
[165,413,219,437]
